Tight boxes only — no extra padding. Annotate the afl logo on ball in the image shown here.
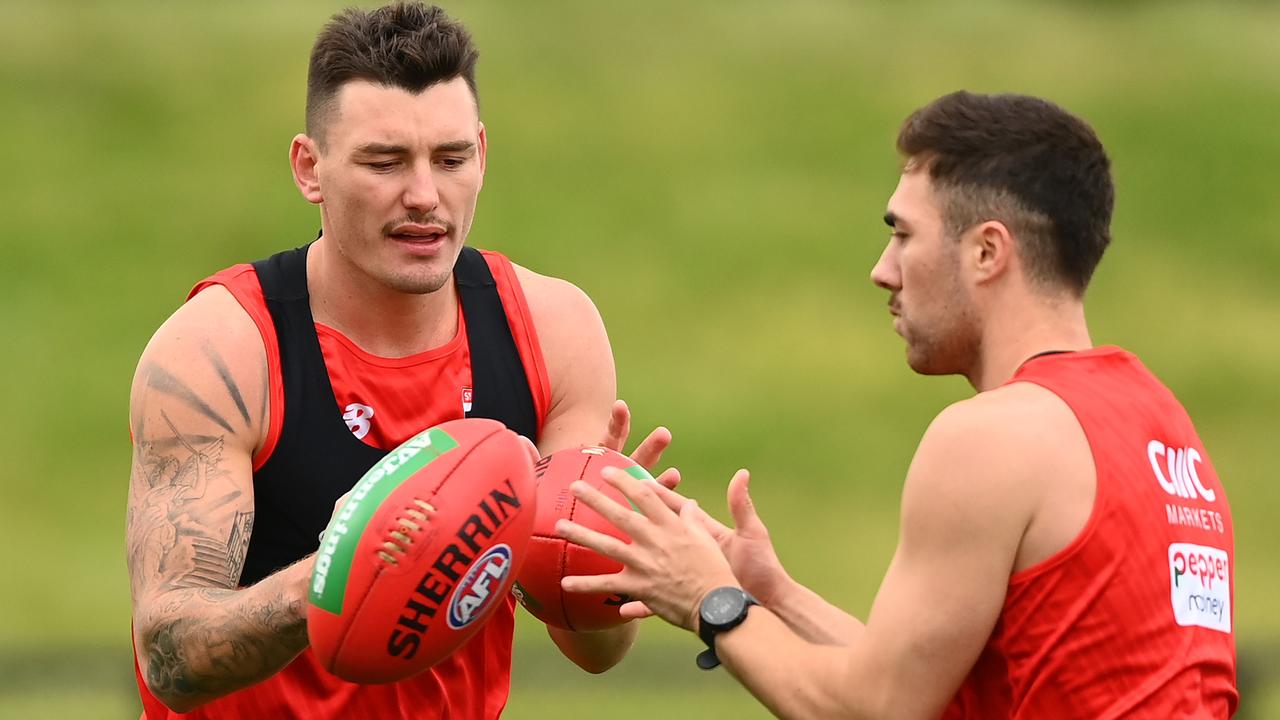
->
[448,544,512,630]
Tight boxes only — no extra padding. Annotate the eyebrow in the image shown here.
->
[353,140,476,155]
[354,142,408,155]
[435,140,476,153]
[884,211,899,228]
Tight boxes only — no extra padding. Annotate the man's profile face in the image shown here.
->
[312,77,485,294]
[870,169,979,376]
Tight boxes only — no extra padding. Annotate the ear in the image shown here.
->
[290,133,324,205]
[968,220,1015,285]
[476,121,488,190]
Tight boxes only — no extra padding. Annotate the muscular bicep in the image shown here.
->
[127,287,267,610]
[515,266,616,455]
[848,402,1035,718]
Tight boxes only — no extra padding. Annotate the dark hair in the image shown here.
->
[306,2,479,146]
[897,91,1114,295]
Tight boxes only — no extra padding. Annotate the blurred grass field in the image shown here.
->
[1,0,1277,717]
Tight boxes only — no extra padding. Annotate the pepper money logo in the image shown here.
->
[1168,543,1230,634]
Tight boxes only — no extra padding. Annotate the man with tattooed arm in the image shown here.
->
[126,4,668,717]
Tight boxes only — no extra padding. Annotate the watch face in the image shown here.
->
[701,587,746,625]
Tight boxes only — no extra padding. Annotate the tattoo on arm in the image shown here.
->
[141,582,307,703]
[144,364,236,435]
[129,358,304,706]
[203,341,251,427]
[129,411,239,594]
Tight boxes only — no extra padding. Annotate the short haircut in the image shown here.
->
[306,2,479,147]
[897,91,1115,295]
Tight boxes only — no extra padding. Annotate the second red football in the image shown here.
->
[513,446,653,631]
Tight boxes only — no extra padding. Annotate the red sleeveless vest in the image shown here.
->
[135,248,550,719]
[943,347,1236,719]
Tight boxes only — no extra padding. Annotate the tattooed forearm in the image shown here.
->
[140,575,309,709]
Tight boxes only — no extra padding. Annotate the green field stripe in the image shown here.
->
[309,427,460,613]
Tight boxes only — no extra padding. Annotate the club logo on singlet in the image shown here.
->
[1168,543,1231,633]
[343,403,375,440]
[462,386,473,415]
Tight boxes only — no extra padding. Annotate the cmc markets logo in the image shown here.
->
[448,544,512,630]
[1147,440,1215,502]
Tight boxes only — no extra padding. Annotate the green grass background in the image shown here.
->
[1,0,1277,717]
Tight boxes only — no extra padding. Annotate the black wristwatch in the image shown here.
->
[695,586,759,670]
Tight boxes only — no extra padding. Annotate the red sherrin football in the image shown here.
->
[307,418,537,684]
[513,446,653,631]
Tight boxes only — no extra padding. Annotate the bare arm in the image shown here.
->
[643,470,863,645]
[562,394,1055,718]
[515,265,650,673]
[128,286,310,712]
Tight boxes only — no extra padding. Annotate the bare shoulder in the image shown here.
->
[906,385,1081,522]
[509,262,612,379]
[904,383,1093,567]
[919,382,1082,475]
[130,284,268,454]
[509,262,616,442]
[510,263,604,331]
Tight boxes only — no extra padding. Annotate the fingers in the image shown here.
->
[567,473,661,540]
[517,435,540,464]
[596,467,677,529]
[629,425,672,470]
[599,399,631,452]
[561,570,631,597]
[333,489,353,513]
[619,600,655,620]
[678,497,719,546]
[654,467,681,490]
[726,469,764,533]
[597,398,672,471]
[648,479,731,538]
[556,518,635,563]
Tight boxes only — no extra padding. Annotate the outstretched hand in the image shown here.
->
[623,469,792,615]
[556,466,738,632]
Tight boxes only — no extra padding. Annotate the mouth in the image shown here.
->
[387,223,449,255]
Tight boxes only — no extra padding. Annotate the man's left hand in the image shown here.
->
[557,466,738,632]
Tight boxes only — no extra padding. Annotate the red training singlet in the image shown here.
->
[943,346,1236,719]
[134,249,551,719]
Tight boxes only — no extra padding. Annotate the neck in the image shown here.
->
[967,293,1093,392]
[306,238,459,358]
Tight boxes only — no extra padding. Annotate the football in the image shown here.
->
[307,418,537,683]
[513,446,653,631]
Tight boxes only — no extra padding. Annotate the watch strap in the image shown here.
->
[695,588,759,671]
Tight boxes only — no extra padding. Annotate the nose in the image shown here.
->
[870,240,900,291]
[403,163,440,214]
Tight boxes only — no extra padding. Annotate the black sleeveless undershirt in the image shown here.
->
[237,244,538,586]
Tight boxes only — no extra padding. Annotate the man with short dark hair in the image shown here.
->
[557,91,1238,718]
[126,4,665,717]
